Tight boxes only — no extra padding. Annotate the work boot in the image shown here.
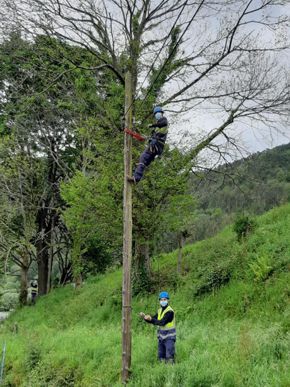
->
[127,175,136,184]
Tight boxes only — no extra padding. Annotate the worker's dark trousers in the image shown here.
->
[133,147,157,182]
[133,132,166,182]
[158,338,175,362]
[31,293,37,305]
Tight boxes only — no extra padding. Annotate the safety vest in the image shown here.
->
[154,117,168,135]
[157,305,176,340]
[31,287,38,295]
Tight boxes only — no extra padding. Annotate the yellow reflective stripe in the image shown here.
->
[156,127,168,134]
[158,305,172,319]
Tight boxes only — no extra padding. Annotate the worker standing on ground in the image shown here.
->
[139,291,176,363]
[127,106,168,183]
[30,280,38,305]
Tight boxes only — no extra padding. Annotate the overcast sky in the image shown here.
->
[165,1,290,162]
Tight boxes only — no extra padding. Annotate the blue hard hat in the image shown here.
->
[159,291,169,299]
[153,106,163,115]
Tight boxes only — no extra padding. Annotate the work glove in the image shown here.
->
[149,138,159,154]
[144,315,152,321]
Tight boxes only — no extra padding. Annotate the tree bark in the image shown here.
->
[37,244,49,296]
[177,232,186,275]
[144,242,150,276]
[19,263,28,306]
[72,240,83,289]
[36,144,58,295]
[35,204,51,296]
[133,239,151,293]
[122,71,133,384]
[46,213,55,293]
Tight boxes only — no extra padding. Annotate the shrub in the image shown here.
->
[249,255,273,282]
[25,346,41,370]
[233,215,256,241]
[0,292,19,311]
[194,265,232,296]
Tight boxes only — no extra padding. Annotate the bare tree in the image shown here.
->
[2,0,289,139]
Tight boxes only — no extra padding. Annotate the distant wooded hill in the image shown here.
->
[187,142,290,243]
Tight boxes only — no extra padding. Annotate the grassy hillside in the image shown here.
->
[0,204,290,386]
[183,142,290,245]
[194,142,290,215]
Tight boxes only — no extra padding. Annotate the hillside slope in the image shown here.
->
[183,142,290,244]
[194,142,290,214]
[0,204,290,386]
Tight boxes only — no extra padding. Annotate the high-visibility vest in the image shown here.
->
[31,287,38,295]
[157,305,176,339]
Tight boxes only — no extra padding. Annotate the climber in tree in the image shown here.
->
[127,106,168,184]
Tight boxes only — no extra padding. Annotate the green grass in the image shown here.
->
[0,204,290,386]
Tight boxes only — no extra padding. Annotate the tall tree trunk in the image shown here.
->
[144,242,151,276]
[177,232,186,275]
[37,242,49,296]
[36,205,51,296]
[72,238,83,289]
[47,214,54,293]
[36,143,58,295]
[122,71,133,384]
[135,241,151,277]
[19,263,28,306]
[75,273,82,288]
[133,239,151,294]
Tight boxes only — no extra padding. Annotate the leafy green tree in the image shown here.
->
[0,137,38,305]
[160,194,196,274]
[131,146,191,291]
[61,169,123,283]
[233,215,256,242]
[0,32,100,294]
[60,67,125,284]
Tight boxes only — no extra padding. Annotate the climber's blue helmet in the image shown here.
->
[153,106,163,115]
[159,291,169,299]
